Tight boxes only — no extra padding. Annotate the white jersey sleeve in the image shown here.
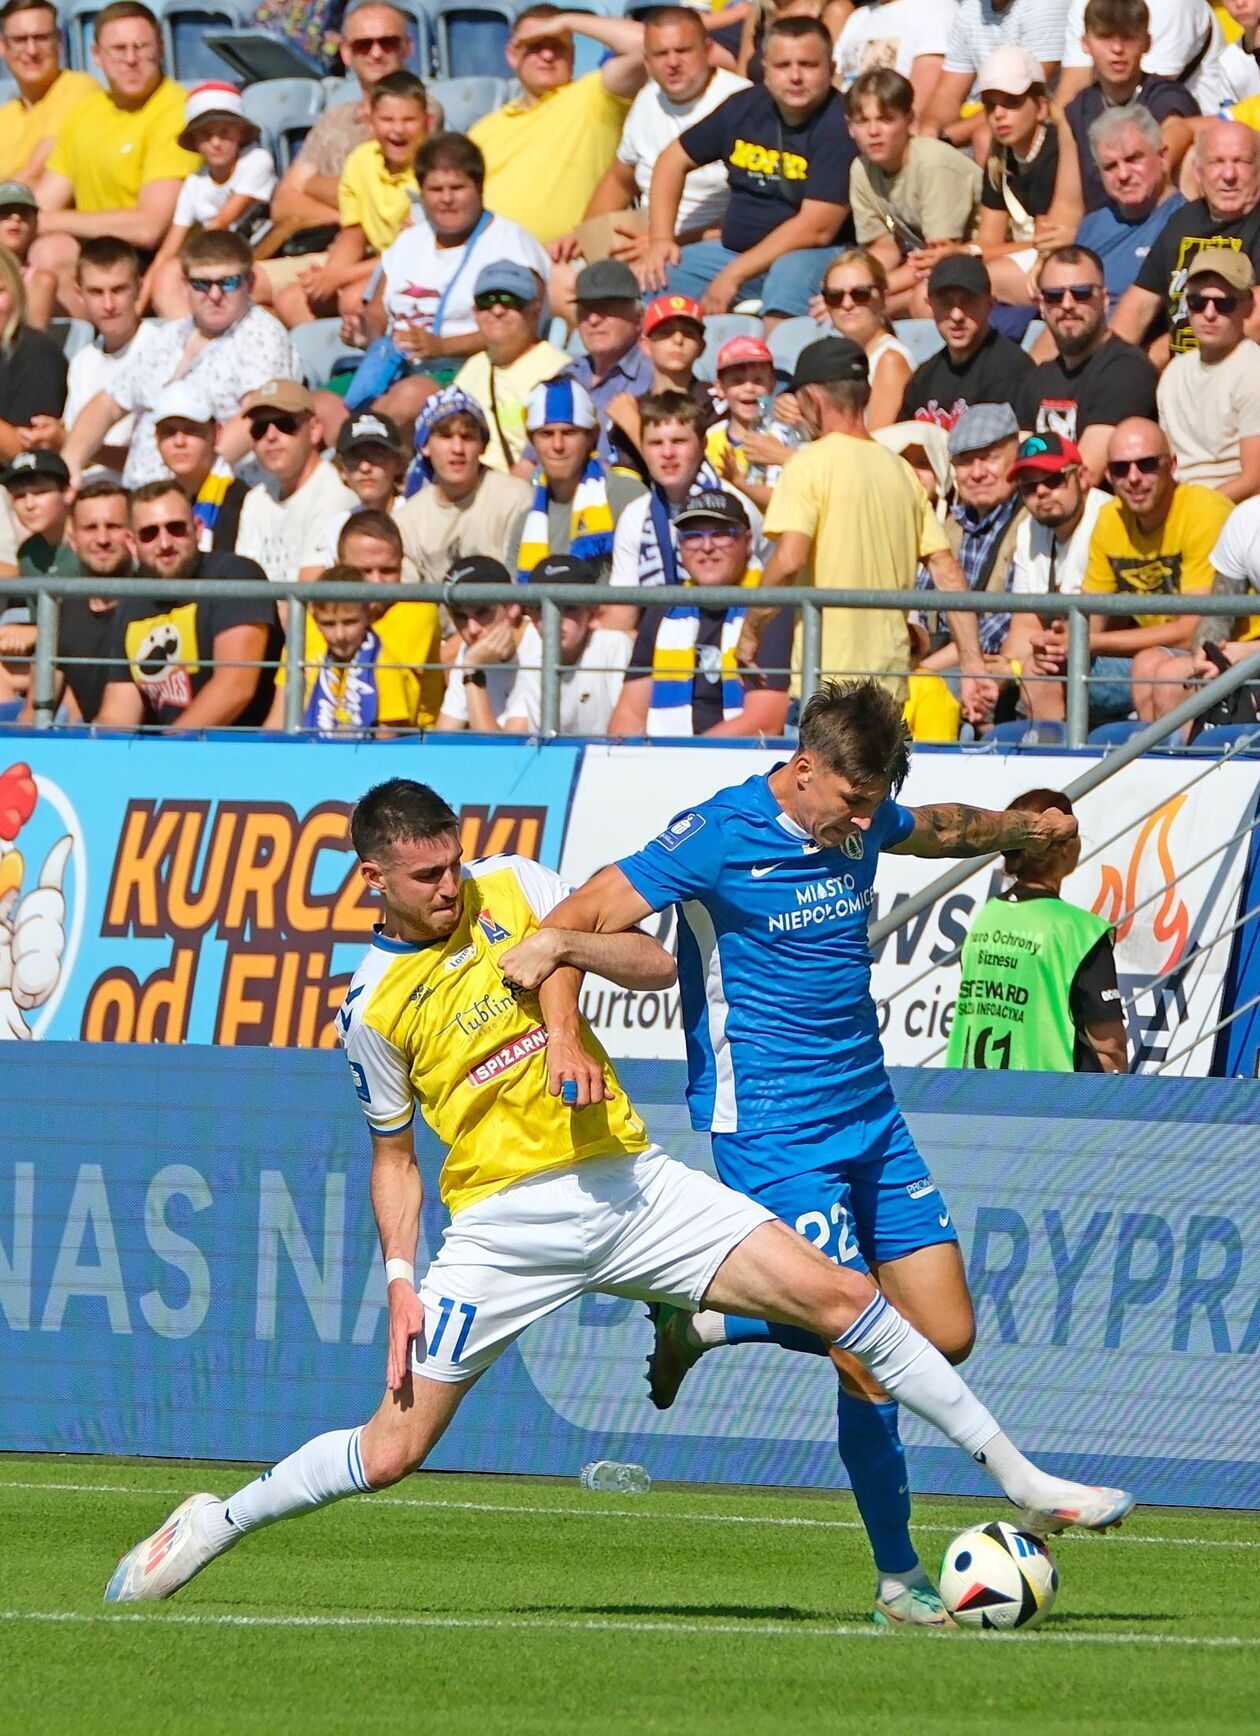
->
[467,854,574,921]
[339,962,416,1134]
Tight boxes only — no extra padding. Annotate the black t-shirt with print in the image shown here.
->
[899,326,1034,430]
[1134,197,1260,352]
[57,596,118,722]
[1067,79,1198,213]
[105,551,280,726]
[681,84,856,254]
[1016,335,1159,443]
[630,603,794,734]
[980,125,1060,225]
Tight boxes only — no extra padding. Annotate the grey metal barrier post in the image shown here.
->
[798,596,821,706]
[1066,605,1090,750]
[540,595,561,738]
[31,590,58,729]
[283,595,306,734]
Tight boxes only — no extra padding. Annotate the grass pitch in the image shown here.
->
[2,1457,1258,1734]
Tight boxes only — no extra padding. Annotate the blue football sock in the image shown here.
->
[835,1385,918,1575]
[722,1314,828,1354]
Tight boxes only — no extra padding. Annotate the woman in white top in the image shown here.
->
[817,247,913,429]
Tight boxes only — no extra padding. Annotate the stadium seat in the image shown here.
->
[988,720,1067,748]
[322,75,358,109]
[1188,724,1260,755]
[1087,720,1145,748]
[892,318,944,368]
[66,0,112,75]
[0,698,23,723]
[565,1,617,76]
[242,78,325,171]
[289,317,358,389]
[766,314,827,380]
[434,1,521,80]
[694,313,763,383]
[426,75,511,133]
[1022,318,1047,352]
[390,3,437,77]
[48,317,94,361]
[159,0,253,84]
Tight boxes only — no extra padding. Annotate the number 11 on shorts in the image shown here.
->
[429,1296,478,1361]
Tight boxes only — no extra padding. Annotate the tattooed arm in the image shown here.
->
[886,803,1079,859]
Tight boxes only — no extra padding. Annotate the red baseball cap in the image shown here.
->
[644,293,705,336]
[716,334,774,370]
[1007,431,1083,480]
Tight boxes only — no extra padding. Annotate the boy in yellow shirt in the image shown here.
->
[301,565,421,735]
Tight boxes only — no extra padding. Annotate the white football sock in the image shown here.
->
[877,1562,929,1604]
[199,1427,371,1554]
[685,1310,729,1349]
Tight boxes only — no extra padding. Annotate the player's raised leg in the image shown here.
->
[705,1218,1134,1535]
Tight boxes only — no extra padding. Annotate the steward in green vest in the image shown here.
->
[947,788,1128,1074]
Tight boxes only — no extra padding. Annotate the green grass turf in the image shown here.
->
[1,1457,1257,1735]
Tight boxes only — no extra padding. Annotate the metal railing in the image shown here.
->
[2,575,1258,744]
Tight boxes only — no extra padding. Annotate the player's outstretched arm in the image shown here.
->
[369,1127,425,1392]
[888,803,1079,860]
[500,867,670,993]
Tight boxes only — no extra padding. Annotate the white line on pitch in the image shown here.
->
[2,1608,1258,1651]
[1,1478,1256,1550]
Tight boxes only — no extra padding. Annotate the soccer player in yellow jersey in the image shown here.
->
[105,779,1134,1604]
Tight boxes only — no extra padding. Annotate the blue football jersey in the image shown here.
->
[617,770,915,1133]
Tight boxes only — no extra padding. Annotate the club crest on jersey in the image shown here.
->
[656,811,705,851]
[842,832,864,860]
[477,908,511,944]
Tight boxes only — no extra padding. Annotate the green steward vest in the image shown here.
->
[946,893,1112,1073]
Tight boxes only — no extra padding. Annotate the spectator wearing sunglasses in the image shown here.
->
[236,380,358,588]
[61,230,302,489]
[816,248,913,432]
[451,262,569,472]
[1015,244,1157,480]
[1157,251,1260,502]
[1082,417,1234,722]
[94,478,279,730]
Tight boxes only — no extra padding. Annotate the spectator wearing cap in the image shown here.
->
[706,333,792,514]
[141,83,277,322]
[394,387,532,587]
[844,69,982,317]
[451,263,569,472]
[607,292,712,473]
[236,382,358,589]
[351,132,552,432]
[643,15,857,323]
[0,237,66,459]
[743,337,992,715]
[1017,243,1158,479]
[499,555,632,735]
[62,229,303,489]
[920,0,1070,142]
[0,447,73,573]
[434,554,528,732]
[1074,105,1185,301]
[899,254,1034,431]
[610,487,793,738]
[509,378,644,583]
[998,431,1115,725]
[152,381,248,554]
[926,403,1026,677]
[817,247,914,430]
[467,6,648,247]
[30,2,198,318]
[549,8,749,279]
[57,239,160,473]
[1156,249,1260,500]
[311,412,411,569]
[564,259,652,470]
[0,179,54,328]
[0,1,97,185]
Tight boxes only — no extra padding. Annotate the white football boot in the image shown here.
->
[1017,1483,1135,1536]
[104,1492,222,1603]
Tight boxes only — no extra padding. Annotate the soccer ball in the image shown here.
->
[938,1521,1059,1630]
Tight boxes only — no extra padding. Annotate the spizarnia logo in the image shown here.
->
[466,1024,547,1087]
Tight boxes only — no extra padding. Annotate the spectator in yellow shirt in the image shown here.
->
[0,0,97,185]
[469,5,647,245]
[453,262,569,470]
[275,70,428,330]
[30,1,197,317]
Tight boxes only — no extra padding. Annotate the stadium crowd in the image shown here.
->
[0,0,1259,740]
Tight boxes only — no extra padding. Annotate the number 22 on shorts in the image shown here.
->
[796,1201,861,1266]
[429,1295,478,1361]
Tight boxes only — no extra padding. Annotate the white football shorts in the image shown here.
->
[410,1147,773,1384]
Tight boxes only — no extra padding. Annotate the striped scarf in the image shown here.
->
[635,461,722,588]
[303,631,383,734]
[647,605,746,737]
[515,457,615,582]
[194,459,236,552]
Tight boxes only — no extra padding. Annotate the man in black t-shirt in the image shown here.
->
[1017,244,1158,477]
[899,254,1034,430]
[608,489,792,737]
[94,480,280,731]
[1112,117,1260,354]
[641,15,855,322]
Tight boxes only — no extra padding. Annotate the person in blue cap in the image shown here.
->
[448,261,570,472]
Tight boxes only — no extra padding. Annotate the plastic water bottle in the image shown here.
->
[579,1460,651,1494]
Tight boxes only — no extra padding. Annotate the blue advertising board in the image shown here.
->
[2,1048,1257,1508]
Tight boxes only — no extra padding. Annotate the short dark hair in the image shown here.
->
[642,6,706,40]
[77,236,141,281]
[179,228,252,274]
[351,779,459,862]
[797,679,911,795]
[131,478,193,512]
[416,131,485,189]
[1003,787,1073,876]
[807,376,873,417]
[370,69,426,108]
[1083,0,1149,37]
[639,389,707,435]
[74,476,131,509]
[846,68,914,121]
[513,3,565,35]
[1038,243,1106,281]
[94,1,160,39]
[0,1,57,25]
[765,14,831,54]
[338,509,403,556]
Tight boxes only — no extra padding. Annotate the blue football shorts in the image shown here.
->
[710,1090,959,1275]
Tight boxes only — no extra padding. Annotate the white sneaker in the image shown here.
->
[873,1580,955,1629]
[104,1492,221,1603]
[1018,1484,1135,1536]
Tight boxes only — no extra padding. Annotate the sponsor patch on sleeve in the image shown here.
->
[656,811,706,851]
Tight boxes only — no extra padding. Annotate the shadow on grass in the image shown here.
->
[526,1603,841,1624]
[1044,1610,1175,1628]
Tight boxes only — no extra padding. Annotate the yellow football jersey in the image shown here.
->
[340,854,650,1215]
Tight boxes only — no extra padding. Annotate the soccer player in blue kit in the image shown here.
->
[535,680,1100,1627]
